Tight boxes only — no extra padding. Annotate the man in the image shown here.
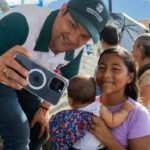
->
[94,23,120,96]
[0,0,109,150]
[132,33,150,114]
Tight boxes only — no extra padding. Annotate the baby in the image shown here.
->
[49,75,134,150]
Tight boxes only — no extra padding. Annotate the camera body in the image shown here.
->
[14,53,68,105]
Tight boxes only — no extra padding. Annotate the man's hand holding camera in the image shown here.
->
[0,45,68,139]
[0,45,31,90]
[0,45,52,139]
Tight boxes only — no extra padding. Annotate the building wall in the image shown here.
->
[137,20,150,32]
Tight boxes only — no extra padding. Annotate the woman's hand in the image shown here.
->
[89,115,126,150]
[89,115,112,143]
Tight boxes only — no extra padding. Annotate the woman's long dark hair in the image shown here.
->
[98,48,138,100]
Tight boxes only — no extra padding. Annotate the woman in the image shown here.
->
[132,33,150,114]
[90,48,150,150]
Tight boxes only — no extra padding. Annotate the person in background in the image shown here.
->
[49,74,134,150]
[94,23,120,96]
[0,0,109,149]
[90,48,150,150]
[132,33,150,114]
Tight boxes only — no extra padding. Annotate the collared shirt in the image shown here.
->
[0,5,84,79]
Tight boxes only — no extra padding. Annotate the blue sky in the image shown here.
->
[6,0,150,20]
[104,0,150,20]
[43,0,150,20]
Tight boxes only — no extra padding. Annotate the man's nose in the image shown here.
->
[70,30,80,45]
[69,32,80,46]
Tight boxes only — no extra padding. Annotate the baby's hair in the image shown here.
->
[67,75,96,105]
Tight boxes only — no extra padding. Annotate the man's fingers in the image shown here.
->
[0,68,23,90]
[38,126,45,139]
[6,59,29,76]
[5,47,30,78]
[3,58,29,88]
[10,45,32,58]
[4,67,28,86]
[30,118,36,128]
[45,127,50,139]
[1,74,23,90]
[0,45,31,89]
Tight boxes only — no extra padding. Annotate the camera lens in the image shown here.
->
[29,73,44,87]
[27,69,46,90]
[49,77,65,93]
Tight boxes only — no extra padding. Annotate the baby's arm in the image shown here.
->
[100,101,134,128]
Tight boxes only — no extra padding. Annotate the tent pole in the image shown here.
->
[108,0,112,12]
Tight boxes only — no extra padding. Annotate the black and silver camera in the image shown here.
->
[14,53,68,105]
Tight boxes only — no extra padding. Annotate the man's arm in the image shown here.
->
[0,12,29,55]
[0,12,30,90]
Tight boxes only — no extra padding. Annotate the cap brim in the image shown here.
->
[69,9,99,43]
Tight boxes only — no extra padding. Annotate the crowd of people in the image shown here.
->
[0,0,150,150]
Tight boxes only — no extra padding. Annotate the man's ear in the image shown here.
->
[100,39,106,48]
[139,44,145,58]
[127,72,134,84]
[139,44,144,51]
[100,39,104,44]
[58,3,68,16]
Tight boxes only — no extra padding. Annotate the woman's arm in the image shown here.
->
[89,115,127,150]
[140,85,150,111]
[90,115,150,150]
[128,135,150,150]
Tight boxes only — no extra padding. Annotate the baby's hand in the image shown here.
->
[122,101,134,112]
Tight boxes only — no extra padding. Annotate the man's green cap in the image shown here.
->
[68,0,109,43]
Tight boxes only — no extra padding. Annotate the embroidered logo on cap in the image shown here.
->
[96,3,104,13]
[86,7,103,23]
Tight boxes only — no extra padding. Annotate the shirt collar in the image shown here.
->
[34,10,59,52]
